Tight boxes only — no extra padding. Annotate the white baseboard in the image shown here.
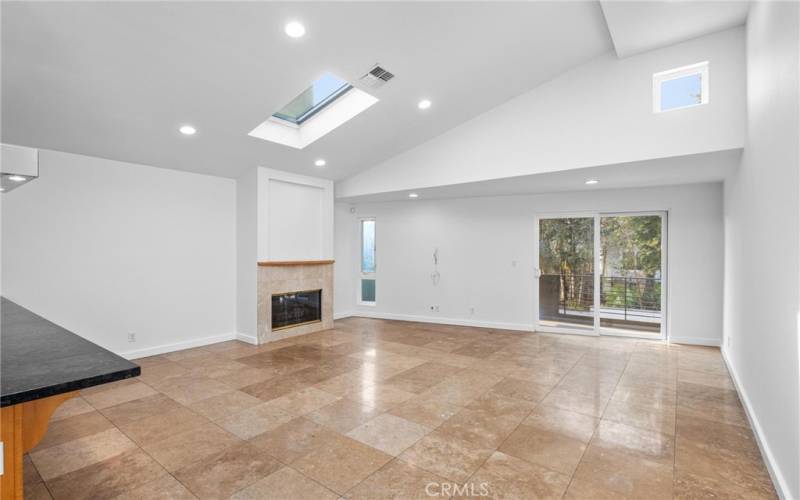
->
[722,348,791,499]
[236,332,258,345]
[347,310,533,332]
[334,311,354,320]
[121,332,238,360]
[668,336,721,347]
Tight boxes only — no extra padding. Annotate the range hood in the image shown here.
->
[0,144,39,193]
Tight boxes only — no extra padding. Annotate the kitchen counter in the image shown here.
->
[0,297,140,500]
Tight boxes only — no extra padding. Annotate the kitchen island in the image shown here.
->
[0,298,140,500]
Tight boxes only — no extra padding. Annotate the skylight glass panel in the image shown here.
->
[273,73,352,124]
[653,61,708,113]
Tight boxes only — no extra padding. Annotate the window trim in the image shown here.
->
[358,217,377,306]
[653,61,709,113]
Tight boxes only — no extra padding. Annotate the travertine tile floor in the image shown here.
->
[24,318,776,499]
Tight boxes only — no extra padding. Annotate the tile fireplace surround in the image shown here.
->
[257,260,334,344]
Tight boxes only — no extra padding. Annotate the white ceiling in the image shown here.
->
[1,2,612,180]
[336,149,742,203]
[601,1,749,58]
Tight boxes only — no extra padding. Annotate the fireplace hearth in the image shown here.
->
[272,289,322,330]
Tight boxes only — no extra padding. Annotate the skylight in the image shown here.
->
[653,61,708,113]
[273,73,352,125]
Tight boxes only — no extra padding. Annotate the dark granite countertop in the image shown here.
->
[1,297,140,407]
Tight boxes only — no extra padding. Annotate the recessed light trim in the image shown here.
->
[285,21,306,38]
[7,175,27,182]
[408,193,419,198]
[179,125,196,135]
[585,179,599,185]
[417,99,432,110]
[314,159,326,167]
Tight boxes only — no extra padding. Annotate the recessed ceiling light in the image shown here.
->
[179,125,196,135]
[585,179,599,185]
[285,21,305,38]
[417,99,432,110]
[7,175,27,182]
[408,193,419,198]
[314,159,326,167]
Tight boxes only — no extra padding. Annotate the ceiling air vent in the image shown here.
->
[359,64,395,89]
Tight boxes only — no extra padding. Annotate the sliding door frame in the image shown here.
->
[533,210,669,341]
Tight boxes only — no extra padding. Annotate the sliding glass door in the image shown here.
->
[536,216,596,333]
[535,212,666,339]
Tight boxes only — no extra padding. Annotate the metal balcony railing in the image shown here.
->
[539,273,662,324]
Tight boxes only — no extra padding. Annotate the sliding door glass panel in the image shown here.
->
[599,215,663,334]
[538,217,595,330]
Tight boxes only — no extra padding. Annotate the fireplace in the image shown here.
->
[271,289,322,330]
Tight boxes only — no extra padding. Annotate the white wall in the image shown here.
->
[335,183,723,346]
[236,167,258,341]
[723,2,800,498]
[256,168,334,262]
[337,27,745,198]
[2,149,237,357]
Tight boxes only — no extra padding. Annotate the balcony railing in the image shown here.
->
[539,273,662,331]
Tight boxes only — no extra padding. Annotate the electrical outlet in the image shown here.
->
[430,305,440,312]
[127,332,136,343]
[469,307,475,315]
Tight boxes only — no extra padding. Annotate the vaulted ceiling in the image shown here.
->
[1,1,749,181]
[1,2,610,180]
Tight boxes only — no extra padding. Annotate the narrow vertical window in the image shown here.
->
[360,219,376,304]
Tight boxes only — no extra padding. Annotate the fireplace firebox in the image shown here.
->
[271,289,322,330]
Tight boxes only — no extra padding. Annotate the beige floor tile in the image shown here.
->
[143,422,242,472]
[437,407,522,449]
[541,387,610,417]
[156,376,233,405]
[249,417,344,463]
[603,397,676,436]
[674,470,777,500]
[231,466,339,500]
[346,459,451,500]
[499,423,587,475]
[212,366,275,389]
[217,402,294,439]
[34,411,115,451]
[388,397,461,429]
[188,390,263,421]
[82,381,158,410]
[523,404,600,442]
[265,386,340,416]
[50,397,95,422]
[25,483,52,500]
[116,406,209,446]
[136,361,189,386]
[307,398,382,433]
[464,391,536,421]
[590,420,674,466]
[44,449,166,500]
[173,442,281,499]
[343,383,416,411]
[31,428,137,481]
[383,362,460,393]
[467,451,571,500]
[399,429,494,483]
[99,393,184,427]
[293,434,393,494]
[110,474,196,500]
[487,377,554,404]
[346,413,431,456]
[566,445,673,500]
